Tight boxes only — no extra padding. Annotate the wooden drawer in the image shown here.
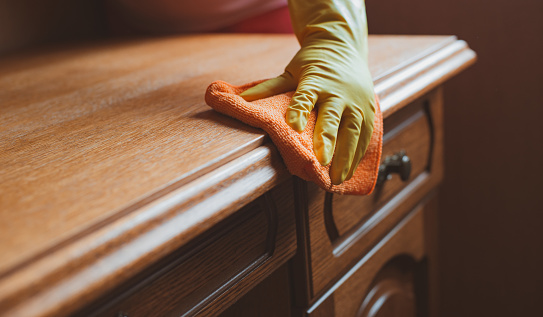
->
[292,89,444,302]
[82,181,297,317]
[307,202,427,317]
[330,98,432,238]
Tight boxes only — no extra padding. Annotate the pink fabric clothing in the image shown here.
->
[219,6,292,33]
[109,0,290,34]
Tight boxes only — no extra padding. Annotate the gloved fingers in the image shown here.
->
[330,109,364,185]
[286,79,319,132]
[313,99,344,166]
[344,115,373,181]
[240,72,296,102]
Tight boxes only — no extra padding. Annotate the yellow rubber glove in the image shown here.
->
[240,0,376,185]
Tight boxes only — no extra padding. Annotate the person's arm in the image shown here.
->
[241,0,375,185]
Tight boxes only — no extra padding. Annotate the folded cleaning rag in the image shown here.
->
[205,80,383,195]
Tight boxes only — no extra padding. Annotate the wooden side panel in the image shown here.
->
[82,179,297,317]
[95,200,270,317]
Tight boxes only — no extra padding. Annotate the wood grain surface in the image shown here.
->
[0,35,475,316]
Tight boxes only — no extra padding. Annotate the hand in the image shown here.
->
[240,0,375,185]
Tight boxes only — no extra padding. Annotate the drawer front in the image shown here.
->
[294,89,444,300]
[308,203,427,317]
[87,181,297,317]
[331,99,431,237]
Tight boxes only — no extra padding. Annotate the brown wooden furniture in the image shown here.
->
[0,34,475,317]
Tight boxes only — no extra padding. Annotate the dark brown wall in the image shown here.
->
[366,1,543,316]
[0,0,105,56]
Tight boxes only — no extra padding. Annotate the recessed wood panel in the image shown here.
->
[356,257,418,317]
[85,181,297,317]
[308,203,426,317]
[95,201,269,317]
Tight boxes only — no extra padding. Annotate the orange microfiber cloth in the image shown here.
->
[205,80,383,195]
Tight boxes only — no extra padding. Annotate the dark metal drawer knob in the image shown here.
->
[376,151,412,186]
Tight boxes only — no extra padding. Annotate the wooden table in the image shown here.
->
[0,35,475,317]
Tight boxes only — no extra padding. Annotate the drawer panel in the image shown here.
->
[331,99,431,237]
[87,181,297,317]
[294,89,444,301]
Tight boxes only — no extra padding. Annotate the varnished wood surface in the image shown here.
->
[0,35,474,316]
[1,35,294,277]
[308,201,426,317]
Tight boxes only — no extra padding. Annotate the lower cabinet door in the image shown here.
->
[307,202,428,317]
[356,257,418,317]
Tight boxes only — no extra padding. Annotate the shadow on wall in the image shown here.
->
[0,0,106,56]
[366,0,543,316]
